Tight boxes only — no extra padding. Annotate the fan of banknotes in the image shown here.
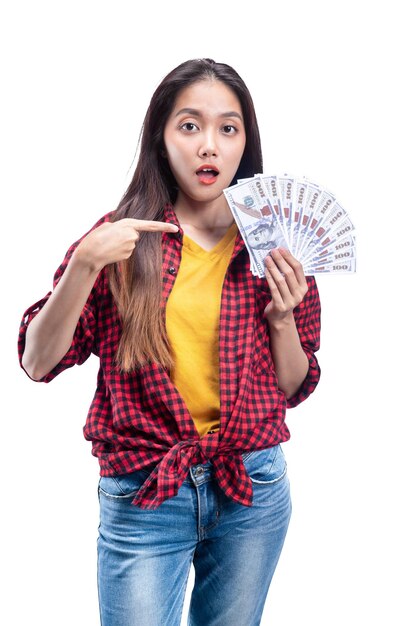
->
[223,174,356,277]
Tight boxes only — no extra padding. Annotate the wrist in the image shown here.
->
[71,244,104,276]
[266,311,296,334]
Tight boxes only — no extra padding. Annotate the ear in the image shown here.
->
[160,147,167,158]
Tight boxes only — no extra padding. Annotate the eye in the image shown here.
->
[180,122,199,132]
[222,125,238,134]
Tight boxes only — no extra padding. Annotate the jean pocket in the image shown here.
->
[98,469,150,500]
[243,444,287,484]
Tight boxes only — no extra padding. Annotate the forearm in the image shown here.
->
[268,313,309,399]
[22,248,100,380]
[21,217,180,381]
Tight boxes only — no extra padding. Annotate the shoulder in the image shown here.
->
[85,210,116,231]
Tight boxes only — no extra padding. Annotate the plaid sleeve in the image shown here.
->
[18,214,111,382]
[286,276,321,408]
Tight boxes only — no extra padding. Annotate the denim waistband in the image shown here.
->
[183,450,254,485]
[184,459,213,484]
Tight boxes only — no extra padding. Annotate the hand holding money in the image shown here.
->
[264,247,308,323]
[223,174,356,277]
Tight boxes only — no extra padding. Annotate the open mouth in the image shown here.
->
[196,165,220,184]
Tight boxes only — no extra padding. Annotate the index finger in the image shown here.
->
[276,247,306,284]
[124,218,179,233]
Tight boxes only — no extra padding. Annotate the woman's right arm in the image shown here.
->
[22,218,178,380]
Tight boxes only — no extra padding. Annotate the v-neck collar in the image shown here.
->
[182,223,238,258]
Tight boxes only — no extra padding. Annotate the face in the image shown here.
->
[163,79,246,205]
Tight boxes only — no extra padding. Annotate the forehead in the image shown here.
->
[170,79,243,117]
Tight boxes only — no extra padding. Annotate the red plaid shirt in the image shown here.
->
[18,205,321,509]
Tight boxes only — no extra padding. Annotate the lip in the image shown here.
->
[195,164,220,186]
[195,164,220,174]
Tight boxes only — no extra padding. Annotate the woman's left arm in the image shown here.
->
[264,247,312,399]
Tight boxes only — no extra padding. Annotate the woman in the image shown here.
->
[19,59,321,626]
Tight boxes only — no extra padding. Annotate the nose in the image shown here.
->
[198,129,218,158]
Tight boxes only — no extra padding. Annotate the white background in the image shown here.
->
[1,1,417,624]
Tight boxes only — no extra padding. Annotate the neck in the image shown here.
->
[173,193,233,230]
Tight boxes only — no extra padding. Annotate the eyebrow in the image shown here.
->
[174,107,243,122]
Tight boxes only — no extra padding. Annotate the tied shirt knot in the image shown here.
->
[132,434,254,509]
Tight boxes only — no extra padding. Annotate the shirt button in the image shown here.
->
[168,266,176,275]
[195,466,204,476]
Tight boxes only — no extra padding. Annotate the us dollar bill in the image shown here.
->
[224,174,356,276]
[223,177,287,277]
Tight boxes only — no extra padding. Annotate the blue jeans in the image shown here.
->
[97,443,291,626]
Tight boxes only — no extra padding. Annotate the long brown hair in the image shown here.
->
[108,58,263,372]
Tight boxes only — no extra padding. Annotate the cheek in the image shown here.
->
[238,136,247,160]
[225,141,246,169]
[164,146,184,176]
[165,138,189,168]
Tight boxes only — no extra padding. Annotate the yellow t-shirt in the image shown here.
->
[166,224,237,438]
